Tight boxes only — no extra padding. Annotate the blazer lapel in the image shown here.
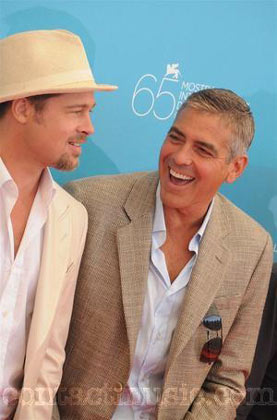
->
[117,172,159,364]
[24,189,71,382]
[166,195,231,367]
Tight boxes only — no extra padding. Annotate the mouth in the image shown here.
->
[68,142,82,147]
[68,140,85,155]
[169,168,195,186]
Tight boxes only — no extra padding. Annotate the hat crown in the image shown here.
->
[0,29,117,103]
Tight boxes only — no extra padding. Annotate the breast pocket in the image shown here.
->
[212,294,243,336]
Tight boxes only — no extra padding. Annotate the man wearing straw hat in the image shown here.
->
[0,29,116,419]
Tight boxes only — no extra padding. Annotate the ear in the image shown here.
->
[11,98,34,124]
[225,155,248,184]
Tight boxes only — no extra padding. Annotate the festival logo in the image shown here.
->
[132,63,212,121]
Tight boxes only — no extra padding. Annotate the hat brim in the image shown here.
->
[0,80,118,103]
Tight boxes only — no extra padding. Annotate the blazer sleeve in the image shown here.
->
[184,233,273,420]
[18,204,88,420]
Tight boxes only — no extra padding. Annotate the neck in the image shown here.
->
[0,144,44,196]
[0,116,45,197]
[163,203,210,237]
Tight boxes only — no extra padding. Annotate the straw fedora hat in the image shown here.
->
[0,29,117,104]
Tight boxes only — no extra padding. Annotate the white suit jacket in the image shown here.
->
[13,183,88,420]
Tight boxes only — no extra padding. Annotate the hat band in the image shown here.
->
[1,69,95,96]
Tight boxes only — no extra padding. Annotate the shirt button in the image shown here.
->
[113,382,124,393]
[156,331,162,340]
[141,374,149,383]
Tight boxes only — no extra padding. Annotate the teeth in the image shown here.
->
[170,168,193,181]
[69,142,80,147]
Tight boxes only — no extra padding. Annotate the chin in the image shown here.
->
[54,155,79,171]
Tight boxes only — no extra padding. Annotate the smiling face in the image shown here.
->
[24,92,95,171]
[159,107,247,216]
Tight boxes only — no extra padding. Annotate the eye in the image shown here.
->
[196,146,214,157]
[168,133,181,143]
[69,109,84,115]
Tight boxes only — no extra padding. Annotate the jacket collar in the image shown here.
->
[24,185,72,384]
[118,172,231,366]
[166,193,231,366]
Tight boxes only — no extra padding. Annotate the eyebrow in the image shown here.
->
[65,103,96,111]
[168,126,185,138]
[168,126,218,156]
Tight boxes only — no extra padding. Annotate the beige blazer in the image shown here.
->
[13,184,88,420]
[59,172,272,420]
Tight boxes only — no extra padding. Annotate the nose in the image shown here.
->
[78,114,95,136]
[173,143,193,166]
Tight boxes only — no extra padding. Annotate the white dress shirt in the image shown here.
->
[112,184,213,420]
[0,159,56,419]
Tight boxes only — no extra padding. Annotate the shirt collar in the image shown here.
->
[153,183,166,234]
[0,158,14,188]
[38,167,57,207]
[152,182,214,251]
[0,157,56,207]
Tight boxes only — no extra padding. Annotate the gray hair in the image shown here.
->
[177,88,255,160]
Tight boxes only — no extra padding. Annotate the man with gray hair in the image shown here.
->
[0,29,116,419]
[58,89,272,420]
[59,88,273,419]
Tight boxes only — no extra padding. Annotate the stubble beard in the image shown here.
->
[32,109,83,172]
[54,153,79,171]
[54,134,86,171]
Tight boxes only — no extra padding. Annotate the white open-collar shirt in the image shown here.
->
[0,158,56,418]
[112,184,213,420]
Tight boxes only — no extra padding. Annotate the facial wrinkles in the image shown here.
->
[167,157,195,177]
[165,136,195,176]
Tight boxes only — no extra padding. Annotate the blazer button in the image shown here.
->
[113,382,124,393]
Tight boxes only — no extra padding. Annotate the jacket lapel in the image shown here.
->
[117,172,159,364]
[24,187,71,383]
[166,195,231,367]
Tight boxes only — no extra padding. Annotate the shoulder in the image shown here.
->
[63,171,157,209]
[216,192,271,245]
[52,181,88,222]
[211,194,273,299]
